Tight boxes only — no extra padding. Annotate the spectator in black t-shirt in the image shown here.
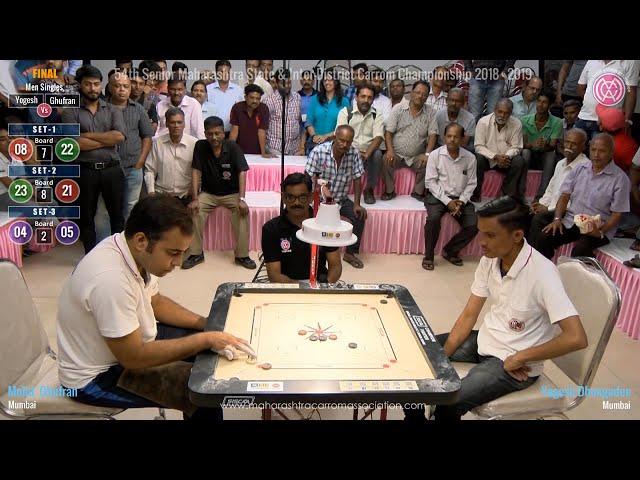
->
[182,116,256,270]
[261,173,342,283]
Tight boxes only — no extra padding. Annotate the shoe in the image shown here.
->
[411,192,425,201]
[381,191,396,201]
[343,253,364,268]
[181,254,204,269]
[623,254,640,268]
[364,188,376,204]
[442,251,464,267]
[235,256,257,269]
[422,257,434,271]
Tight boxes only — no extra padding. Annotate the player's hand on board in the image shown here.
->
[542,218,564,236]
[208,331,255,360]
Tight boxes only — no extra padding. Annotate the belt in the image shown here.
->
[80,161,120,170]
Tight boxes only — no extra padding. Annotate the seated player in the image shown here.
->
[406,196,588,421]
[56,194,253,420]
[261,172,342,283]
[530,133,630,259]
[423,123,478,270]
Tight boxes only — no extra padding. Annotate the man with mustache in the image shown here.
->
[336,83,384,204]
[61,65,126,254]
[527,128,590,243]
[155,75,204,139]
[261,172,342,283]
[530,133,630,259]
[183,116,256,270]
[472,98,526,201]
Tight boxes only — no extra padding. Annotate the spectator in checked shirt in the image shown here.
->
[305,125,367,269]
[264,68,305,156]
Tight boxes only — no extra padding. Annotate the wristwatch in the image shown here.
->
[239,197,246,203]
[626,119,634,126]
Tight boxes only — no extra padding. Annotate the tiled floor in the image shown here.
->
[9,242,640,420]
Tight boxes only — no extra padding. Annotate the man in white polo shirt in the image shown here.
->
[406,196,588,421]
[56,194,253,420]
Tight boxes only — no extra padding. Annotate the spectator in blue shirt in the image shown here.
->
[305,69,350,154]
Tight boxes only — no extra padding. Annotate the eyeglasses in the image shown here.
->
[283,193,310,203]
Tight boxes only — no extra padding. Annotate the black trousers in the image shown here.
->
[423,197,478,261]
[529,211,610,259]
[474,153,527,200]
[76,164,125,254]
[339,197,365,255]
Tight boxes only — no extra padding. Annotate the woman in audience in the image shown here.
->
[305,69,350,154]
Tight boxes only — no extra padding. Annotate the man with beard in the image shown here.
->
[472,98,526,201]
[435,87,476,149]
[261,172,342,283]
[155,75,204,139]
[183,116,256,270]
[61,66,126,254]
[336,83,384,204]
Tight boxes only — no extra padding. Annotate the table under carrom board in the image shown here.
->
[188,283,461,410]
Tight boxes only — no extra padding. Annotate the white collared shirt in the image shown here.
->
[425,145,477,204]
[155,95,205,140]
[471,239,578,377]
[144,133,198,198]
[539,153,591,209]
[57,232,160,388]
[475,113,523,167]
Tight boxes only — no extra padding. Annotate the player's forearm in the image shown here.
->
[129,334,212,369]
[268,271,295,283]
[151,294,206,330]
[517,322,587,364]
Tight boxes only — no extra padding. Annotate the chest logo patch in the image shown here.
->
[509,319,525,332]
[222,171,232,180]
[280,238,291,253]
